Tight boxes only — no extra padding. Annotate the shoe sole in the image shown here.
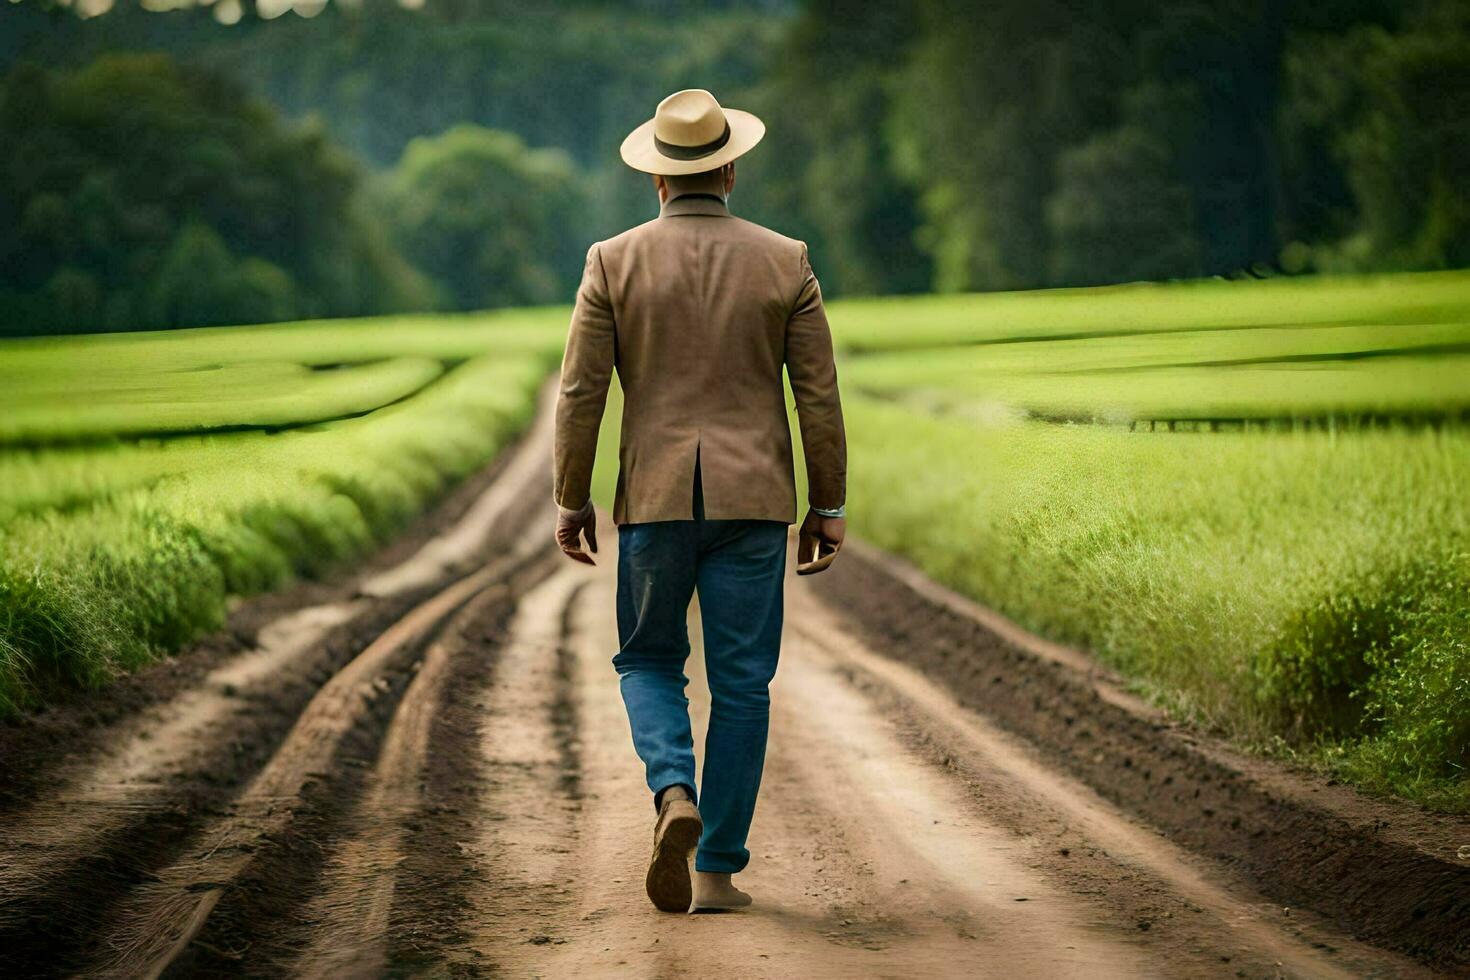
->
[645,810,702,913]
[688,901,751,914]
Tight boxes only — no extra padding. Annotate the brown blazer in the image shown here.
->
[554,193,846,525]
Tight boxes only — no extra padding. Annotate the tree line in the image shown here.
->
[749,0,1470,294]
[1,0,1466,335]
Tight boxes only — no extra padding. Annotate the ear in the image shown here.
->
[654,174,667,203]
[724,163,736,195]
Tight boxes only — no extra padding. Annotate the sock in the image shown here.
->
[657,784,692,808]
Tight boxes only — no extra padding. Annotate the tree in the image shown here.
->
[144,220,301,328]
[736,1,931,297]
[378,125,587,311]
[891,0,1148,291]
[1277,0,1470,272]
[7,0,1469,302]
[1047,125,1201,285]
[0,53,432,336]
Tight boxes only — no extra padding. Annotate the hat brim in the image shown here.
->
[619,108,765,175]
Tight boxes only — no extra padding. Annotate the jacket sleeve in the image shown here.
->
[554,243,615,510]
[784,244,847,512]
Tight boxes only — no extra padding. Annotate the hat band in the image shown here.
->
[654,121,731,161]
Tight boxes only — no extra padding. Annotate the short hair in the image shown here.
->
[662,164,731,186]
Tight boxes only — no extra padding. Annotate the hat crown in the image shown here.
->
[653,89,727,148]
[620,88,763,175]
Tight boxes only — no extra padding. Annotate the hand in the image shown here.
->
[555,501,598,566]
[796,508,845,576]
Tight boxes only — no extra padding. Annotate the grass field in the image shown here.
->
[829,270,1470,351]
[3,270,1467,809]
[821,270,1470,810]
[579,274,1470,811]
[845,328,1470,424]
[0,312,565,714]
[840,399,1469,807]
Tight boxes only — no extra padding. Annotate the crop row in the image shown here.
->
[0,315,562,714]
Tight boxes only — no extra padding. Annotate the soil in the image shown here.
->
[1,393,1463,978]
[815,542,1470,970]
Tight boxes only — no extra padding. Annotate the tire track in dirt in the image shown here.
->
[477,546,1150,978]
[457,567,594,968]
[1,387,1456,978]
[0,390,558,978]
[0,387,556,916]
[443,535,1429,979]
[0,601,362,933]
[95,522,560,977]
[822,541,1470,969]
[458,555,690,976]
[779,593,1428,979]
[283,585,510,979]
[90,566,511,979]
[754,634,1155,977]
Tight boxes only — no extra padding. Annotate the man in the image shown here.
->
[553,89,847,914]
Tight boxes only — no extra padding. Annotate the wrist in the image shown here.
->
[812,503,845,519]
[558,498,593,521]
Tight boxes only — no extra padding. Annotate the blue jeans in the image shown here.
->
[614,483,787,874]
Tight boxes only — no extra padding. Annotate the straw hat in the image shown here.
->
[620,89,765,175]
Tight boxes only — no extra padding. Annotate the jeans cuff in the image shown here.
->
[694,851,749,874]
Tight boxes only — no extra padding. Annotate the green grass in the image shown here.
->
[0,313,564,714]
[579,273,1470,808]
[0,357,447,444]
[0,308,568,378]
[847,349,1470,424]
[820,271,1470,811]
[833,275,1470,425]
[827,268,1470,352]
[5,270,1468,811]
[842,396,1469,809]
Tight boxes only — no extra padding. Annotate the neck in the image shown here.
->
[662,171,727,202]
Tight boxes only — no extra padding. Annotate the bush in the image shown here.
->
[1345,552,1470,806]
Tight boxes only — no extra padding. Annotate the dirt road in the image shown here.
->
[0,401,1455,978]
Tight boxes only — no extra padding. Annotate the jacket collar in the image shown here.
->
[659,193,731,219]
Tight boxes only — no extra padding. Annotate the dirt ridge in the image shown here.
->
[1,386,1460,978]
[817,539,1470,969]
[0,387,559,978]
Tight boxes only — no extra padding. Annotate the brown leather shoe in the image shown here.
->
[645,796,703,912]
[690,871,753,912]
